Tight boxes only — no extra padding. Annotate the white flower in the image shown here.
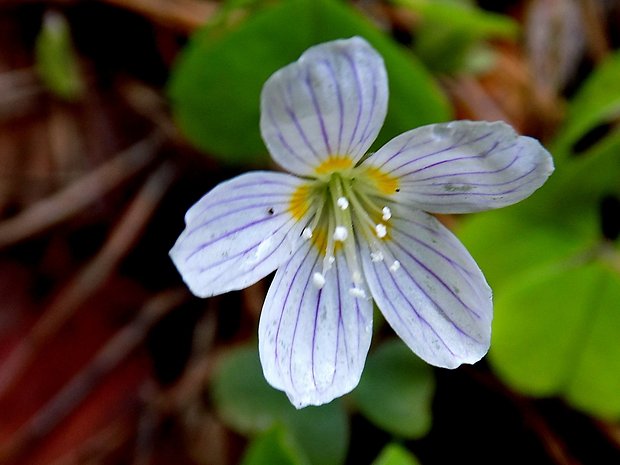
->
[170,37,554,408]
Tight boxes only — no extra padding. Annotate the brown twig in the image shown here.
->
[0,132,163,249]
[48,419,133,465]
[0,288,188,464]
[0,161,177,400]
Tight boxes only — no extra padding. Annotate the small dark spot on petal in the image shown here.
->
[267,207,275,215]
[395,188,400,192]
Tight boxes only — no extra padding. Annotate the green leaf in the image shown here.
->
[394,0,518,73]
[458,210,591,290]
[168,0,450,164]
[490,255,620,418]
[353,339,434,438]
[35,11,83,100]
[396,0,518,38]
[211,345,349,465]
[550,50,620,161]
[372,443,422,465]
[240,427,308,465]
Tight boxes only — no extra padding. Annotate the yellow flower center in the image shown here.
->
[288,157,402,294]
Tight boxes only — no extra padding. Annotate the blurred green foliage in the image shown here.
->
[460,49,620,419]
[211,343,434,465]
[353,339,434,438]
[211,345,349,465]
[372,444,422,465]
[394,0,518,73]
[168,0,450,164]
[240,427,309,465]
[35,11,84,100]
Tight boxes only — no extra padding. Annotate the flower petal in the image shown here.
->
[365,120,554,213]
[360,206,492,368]
[260,36,388,176]
[170,172,306,298]
[259,242,373,408]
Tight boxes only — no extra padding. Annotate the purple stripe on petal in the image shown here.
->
[343,52,364,154]
[266,106,311,168]
[195,216,295,275]
[388,238,483,321]
[273,245,318,390]
[409,154,520,183]
[184,211,288,261]
[184,202,288,239]
[284,80,321,162]
[358,64,378,152]
[401,138,501,177]
[324,59,345,156]
[370,257,459,357]
[391,222,479,285]
[305,71,332,155]
[311,279,323,389]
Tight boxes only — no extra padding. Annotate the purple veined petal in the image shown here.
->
[259,241,373,408]
[260,36,388,176]
[364,120,554,214]
[360,206,492,368]
[169,171,307,298]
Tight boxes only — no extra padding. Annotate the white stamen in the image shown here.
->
[375,223,387,238]
[382,206,392,221]
[323,255,335,271]
[333,226,348,242]
[389,260,401,272]
[337,197,349,210]
[302,227,313,240]
[352,271,362,284]
[312,272,326,289]
[349,287,366,299]
[370,251,384,262]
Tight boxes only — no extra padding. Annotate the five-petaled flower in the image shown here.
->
[170,37,554,408]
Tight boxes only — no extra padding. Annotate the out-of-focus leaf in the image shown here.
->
[525,0,585,95]
[168,0,450,164]
[211,345,348,465]
[35,11,83,100]
[396,0,518,38]
[352,339,434,438]
[240,427,308,465]
[394,0,518,73]
[458,209,591,290]
[372,443,422,465]
[490,255,620,418]
[550,50,620,161]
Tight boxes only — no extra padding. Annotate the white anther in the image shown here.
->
[389,260,401,272]
[349,287,367,299]
[352,271,362,284]
[333,226,348,242]
[337,197,349,210]
[312,272,326,289]
[382,206,392,221]
[375,223,387,238]
[327,255,335,264]
[302,227,313,240]
[323,255,335,271]
[370,251,384,262]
